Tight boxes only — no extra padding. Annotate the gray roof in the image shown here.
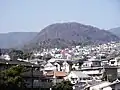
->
[71,71,90,78]
[0,59,40,67]
[21,71,44,78]
[87,80,101,86]
[73,82,87,90]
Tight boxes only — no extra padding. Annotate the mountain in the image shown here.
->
[0,32,38,48]
[109,27,120,37]
[1,23,119,49]
[29,22,120,49]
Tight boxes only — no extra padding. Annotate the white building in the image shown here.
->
[65,71,91,84]
[1,54,11,61]
[44,62,56,71]
[109,56,120,66]
[61,61,71,73]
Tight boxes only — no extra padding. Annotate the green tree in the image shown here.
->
[53,81,73,90]
[0,65,26,90]
[9,49,33,60]
[9,49,24,60]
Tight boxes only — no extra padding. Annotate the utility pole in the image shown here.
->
[31,65,33,90]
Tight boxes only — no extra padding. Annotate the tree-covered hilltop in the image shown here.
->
[28,22,119,49]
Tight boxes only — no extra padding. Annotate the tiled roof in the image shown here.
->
[46,71,67,77]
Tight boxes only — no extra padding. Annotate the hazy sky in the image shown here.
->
[0,0,120,33]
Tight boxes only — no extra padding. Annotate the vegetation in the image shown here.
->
[8,49,33,60]
[0,65,26,90]
[52,81,73,90]
[29,22,119,49]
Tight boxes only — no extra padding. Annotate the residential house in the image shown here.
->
[80,59,102,79]
[45,71,67,84]
[44,62,56,71]
[72,63,80,70]
[0,59,52,89]
[102,66,118,82]
[72,60,83,70]
[22,70,53,89]
[54,61,62,71]
[44,59,72,73]
[61,61,72,73]
[109,56,120,66]
[101,59,109,66]
[29,59,45,65]
[80,58,104,80]
[65,71,91,84]
[81,58,101,69]
[1,54,11,61]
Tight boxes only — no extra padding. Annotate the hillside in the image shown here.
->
[109,27,120,37]
[29,22,120,49]
[1,23,119,49]
[0,32,38,48]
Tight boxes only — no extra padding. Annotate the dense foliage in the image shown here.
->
[0,65,26,90]
[52,81,73,90]
[8,49,33,60]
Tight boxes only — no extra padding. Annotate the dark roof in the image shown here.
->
[0,59,7,63]
[103,65,118,69]
[74,82,87,90]
[55,60,64,65]
[71,60,84,64]
[21,71,44,78]
[74,82,86,86]
[87,80,101,86]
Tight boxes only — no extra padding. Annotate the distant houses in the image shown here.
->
[1,42,120,89]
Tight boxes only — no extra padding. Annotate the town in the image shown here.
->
[0,0,120,90]
[1,41,120,90]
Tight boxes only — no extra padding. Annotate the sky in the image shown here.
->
[0,0,120,33]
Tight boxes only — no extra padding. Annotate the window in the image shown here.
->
[94,62,98,65]
[83,78,86,80]
[111,61,115,64]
